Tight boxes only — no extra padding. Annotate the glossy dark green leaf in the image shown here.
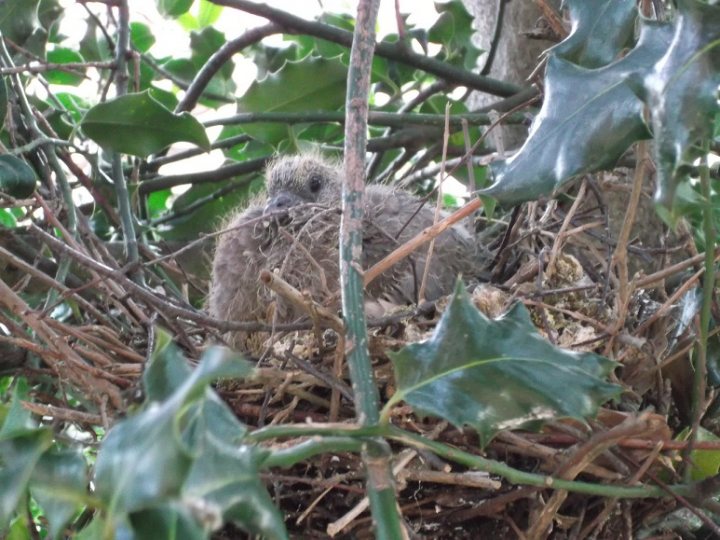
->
[642,0,720,208]
[143,329,193,402]
[130,22,155,53]
[386,283,620,446]
[156,0,193,18]
[237,56,347,145]
[0,431,53,527]
[181,395,287,540]
[482,21,673,206]
[0,379,33,438]
[0,155,37,198]
[94,344,253,513]
[81,91,210,157]
[129,505,205,540]
[0,0,40,47]
[147,86,179,111]
[45,47,84,85]
[552,0,637,68]
[30,450,87,540]
[38,0,62,34]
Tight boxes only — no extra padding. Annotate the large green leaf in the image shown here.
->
[142,329,193,402]
[552,0,637,68]
[30,450,87,540]
[0,0,40,47]
[80,91,210,157]
[0,431,53,528]
[385,283,620,446]
[642,0,720,208]
[0,155,37,198]
[482,21,673,206]
[128,505,205,540]
[95,345,250,512]
[181,395,287,539]
[38,0,62,34]
[94,340,256,534]
[237,56,347,145]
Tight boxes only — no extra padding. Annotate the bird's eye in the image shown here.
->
[309,175,322,193]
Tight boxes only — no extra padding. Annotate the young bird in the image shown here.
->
[208,154,484,352]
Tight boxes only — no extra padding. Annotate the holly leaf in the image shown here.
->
[0,155,37,198]
[482,20,673,206]
[641,0,720,208]
[237,56,347,146]
[552,0,637,67]
[30,450,87,540]
[80,91,210,157]
[386,283,620,446]
[0,0,40,47]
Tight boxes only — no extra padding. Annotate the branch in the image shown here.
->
[138,156,269,194]
[209,0,526,97]
[176,22,281,113]
[206,110,527,129]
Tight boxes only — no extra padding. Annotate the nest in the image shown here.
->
[0,171,707,539]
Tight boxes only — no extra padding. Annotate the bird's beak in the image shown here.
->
[264,191,304,214]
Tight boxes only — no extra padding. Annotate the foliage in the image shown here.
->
[0,0,718,537]
[385,282,620,446]
[483,0,720,210]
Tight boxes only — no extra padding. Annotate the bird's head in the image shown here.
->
[264,154,341,214]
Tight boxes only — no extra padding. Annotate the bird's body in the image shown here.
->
[208,154,483,351]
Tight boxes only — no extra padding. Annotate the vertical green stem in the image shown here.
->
[685,143,715,480]
[111,0,141,276]
[341,0,404,537]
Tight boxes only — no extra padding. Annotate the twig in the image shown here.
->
[259,270,343,333]
[365,197,483,288]
[605,143,648,355]
[206,110,527,129]
[418,102,450,303]
[176,23,281,113]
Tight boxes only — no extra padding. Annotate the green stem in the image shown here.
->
[110,0,141,279]
[262,437,364,468]
[340,0,404,537]
[685,142,716,481]
[249,422,700,499]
